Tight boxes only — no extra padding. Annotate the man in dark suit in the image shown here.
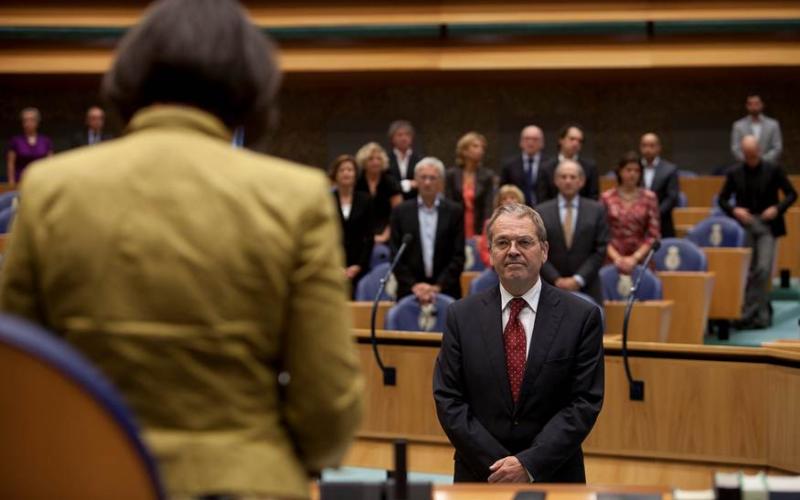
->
[639,133,680,238]
[433,203,604,483]
[500,125,550,207]
[536,160,608,304]
[387,120,422,200]
[719,135,797,329]
[70,106,114,149]
[541,124,599,202]
[390,156,465,302]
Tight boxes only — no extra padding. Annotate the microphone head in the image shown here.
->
[402,233,414,245]
[651,240,661,252]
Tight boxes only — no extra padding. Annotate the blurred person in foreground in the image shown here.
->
[0,1,363,498]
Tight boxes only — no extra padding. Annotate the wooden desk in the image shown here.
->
[603,301,673,342]
[680,177,724,207]
[704,247,751,320]
[350,302,393,330]
[657,272,715,344]
[351,331,800,485]
[460,271,480,298]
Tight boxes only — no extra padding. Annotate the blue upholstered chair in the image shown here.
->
[469,268,499,295]
[369,243,392,270]
[0,314,164,499]
[677,192,688,208]
[599,264,663,301]
[385,293,455,332]
[0,205,16,233]
[464,238,485,272]
[354,262,395,301]
[678,169,698,178]
[653,238,708,271]
[686,216,745,248]
[0,191,17,212]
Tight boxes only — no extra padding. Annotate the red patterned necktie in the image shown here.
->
[504,297,528,404]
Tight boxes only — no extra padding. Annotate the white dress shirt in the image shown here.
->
[417,195,440,278]
[749,116,763,141]
[641,157,659,190]
[395,148,414,193]
[499,278,542,358]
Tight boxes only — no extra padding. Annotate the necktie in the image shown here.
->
[504,297,528,404]
[563,203,574,249]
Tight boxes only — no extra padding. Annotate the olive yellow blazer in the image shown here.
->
[0,105,363,499]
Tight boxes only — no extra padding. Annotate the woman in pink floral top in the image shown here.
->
[601,151,661,274]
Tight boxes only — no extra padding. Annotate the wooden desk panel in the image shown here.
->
[350,301,393,330]
[704,248,751,319]
[776,208,800,277]
[603,301,673,342]
[657,272,714,344]
[680,177,724,207]
[352,332,800,475]
[672,207,712,228]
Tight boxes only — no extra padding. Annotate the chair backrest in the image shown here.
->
[0,314,164,500]
[653,237,708,271]
[678,169,698,178]
[354,262,395,301]
[0,205,16,233]
[369,243,391,270]
[686,216,745,247]
[677,192,688,208]
[464,238,485,272]
[385,294,455,332]
[469,268,499,295]
[0,191,17,212]
[599,264,663,301]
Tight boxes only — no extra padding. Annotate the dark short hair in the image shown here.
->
[102,0,281,149]
[614,151,643,185]
[558,123,584,140]
[329,155,358,182]
[387,120,415,139]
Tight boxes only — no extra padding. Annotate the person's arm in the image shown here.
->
[433,305,512,478]
[774,165,798,215]
[658,168,680,217]
[717,172,737,218]
[0,177,47,324]
[356,198,375,273]
[762,123,783,163]
[435,206,465,295]
[730,122,744,161]
[281,176,364,473]
[515,305,604,480]
[6,150,16,189]
[575,206,610,283]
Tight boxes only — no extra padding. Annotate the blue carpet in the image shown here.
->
[321,467,453,484]
[705,300,800,347]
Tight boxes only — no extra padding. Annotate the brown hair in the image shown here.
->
[328,155,358,182]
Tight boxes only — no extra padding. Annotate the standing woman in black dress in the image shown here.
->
[354,142,402,244]
[331,155,374,295]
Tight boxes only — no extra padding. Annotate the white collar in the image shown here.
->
[417,194,441,210]
[558,194,579,209]
[499,278,542,314]
[394,148,413,158]
[558,153,579,162]
[641,157,660,169]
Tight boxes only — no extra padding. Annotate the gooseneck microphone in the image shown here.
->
[621,239,661,401]
[371,233,413,386]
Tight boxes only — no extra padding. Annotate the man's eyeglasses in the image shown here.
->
[491,237,539,251]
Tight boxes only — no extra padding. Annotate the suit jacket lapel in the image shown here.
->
[410,200,423,264]
[479,286,514,413]
[433,201,449,273]
[519,282,563,401]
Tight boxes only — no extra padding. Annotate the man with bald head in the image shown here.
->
[500,125,552,206]
[639,132,680,237]
[535,159,609,304]
[718,135,797,329]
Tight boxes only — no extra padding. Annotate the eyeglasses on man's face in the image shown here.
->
[491,236,539,251]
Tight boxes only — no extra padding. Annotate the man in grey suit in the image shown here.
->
[639,133,680,238]
[536,160,608,305]
[731,94,782,164]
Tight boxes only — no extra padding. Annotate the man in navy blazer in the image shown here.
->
[433,203,604,483]
[500,125,551,207]
[639,133,680,238]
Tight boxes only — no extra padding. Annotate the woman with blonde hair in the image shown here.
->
[355,141,402,243]
[477,184,525,267]
[445,131,496,239]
